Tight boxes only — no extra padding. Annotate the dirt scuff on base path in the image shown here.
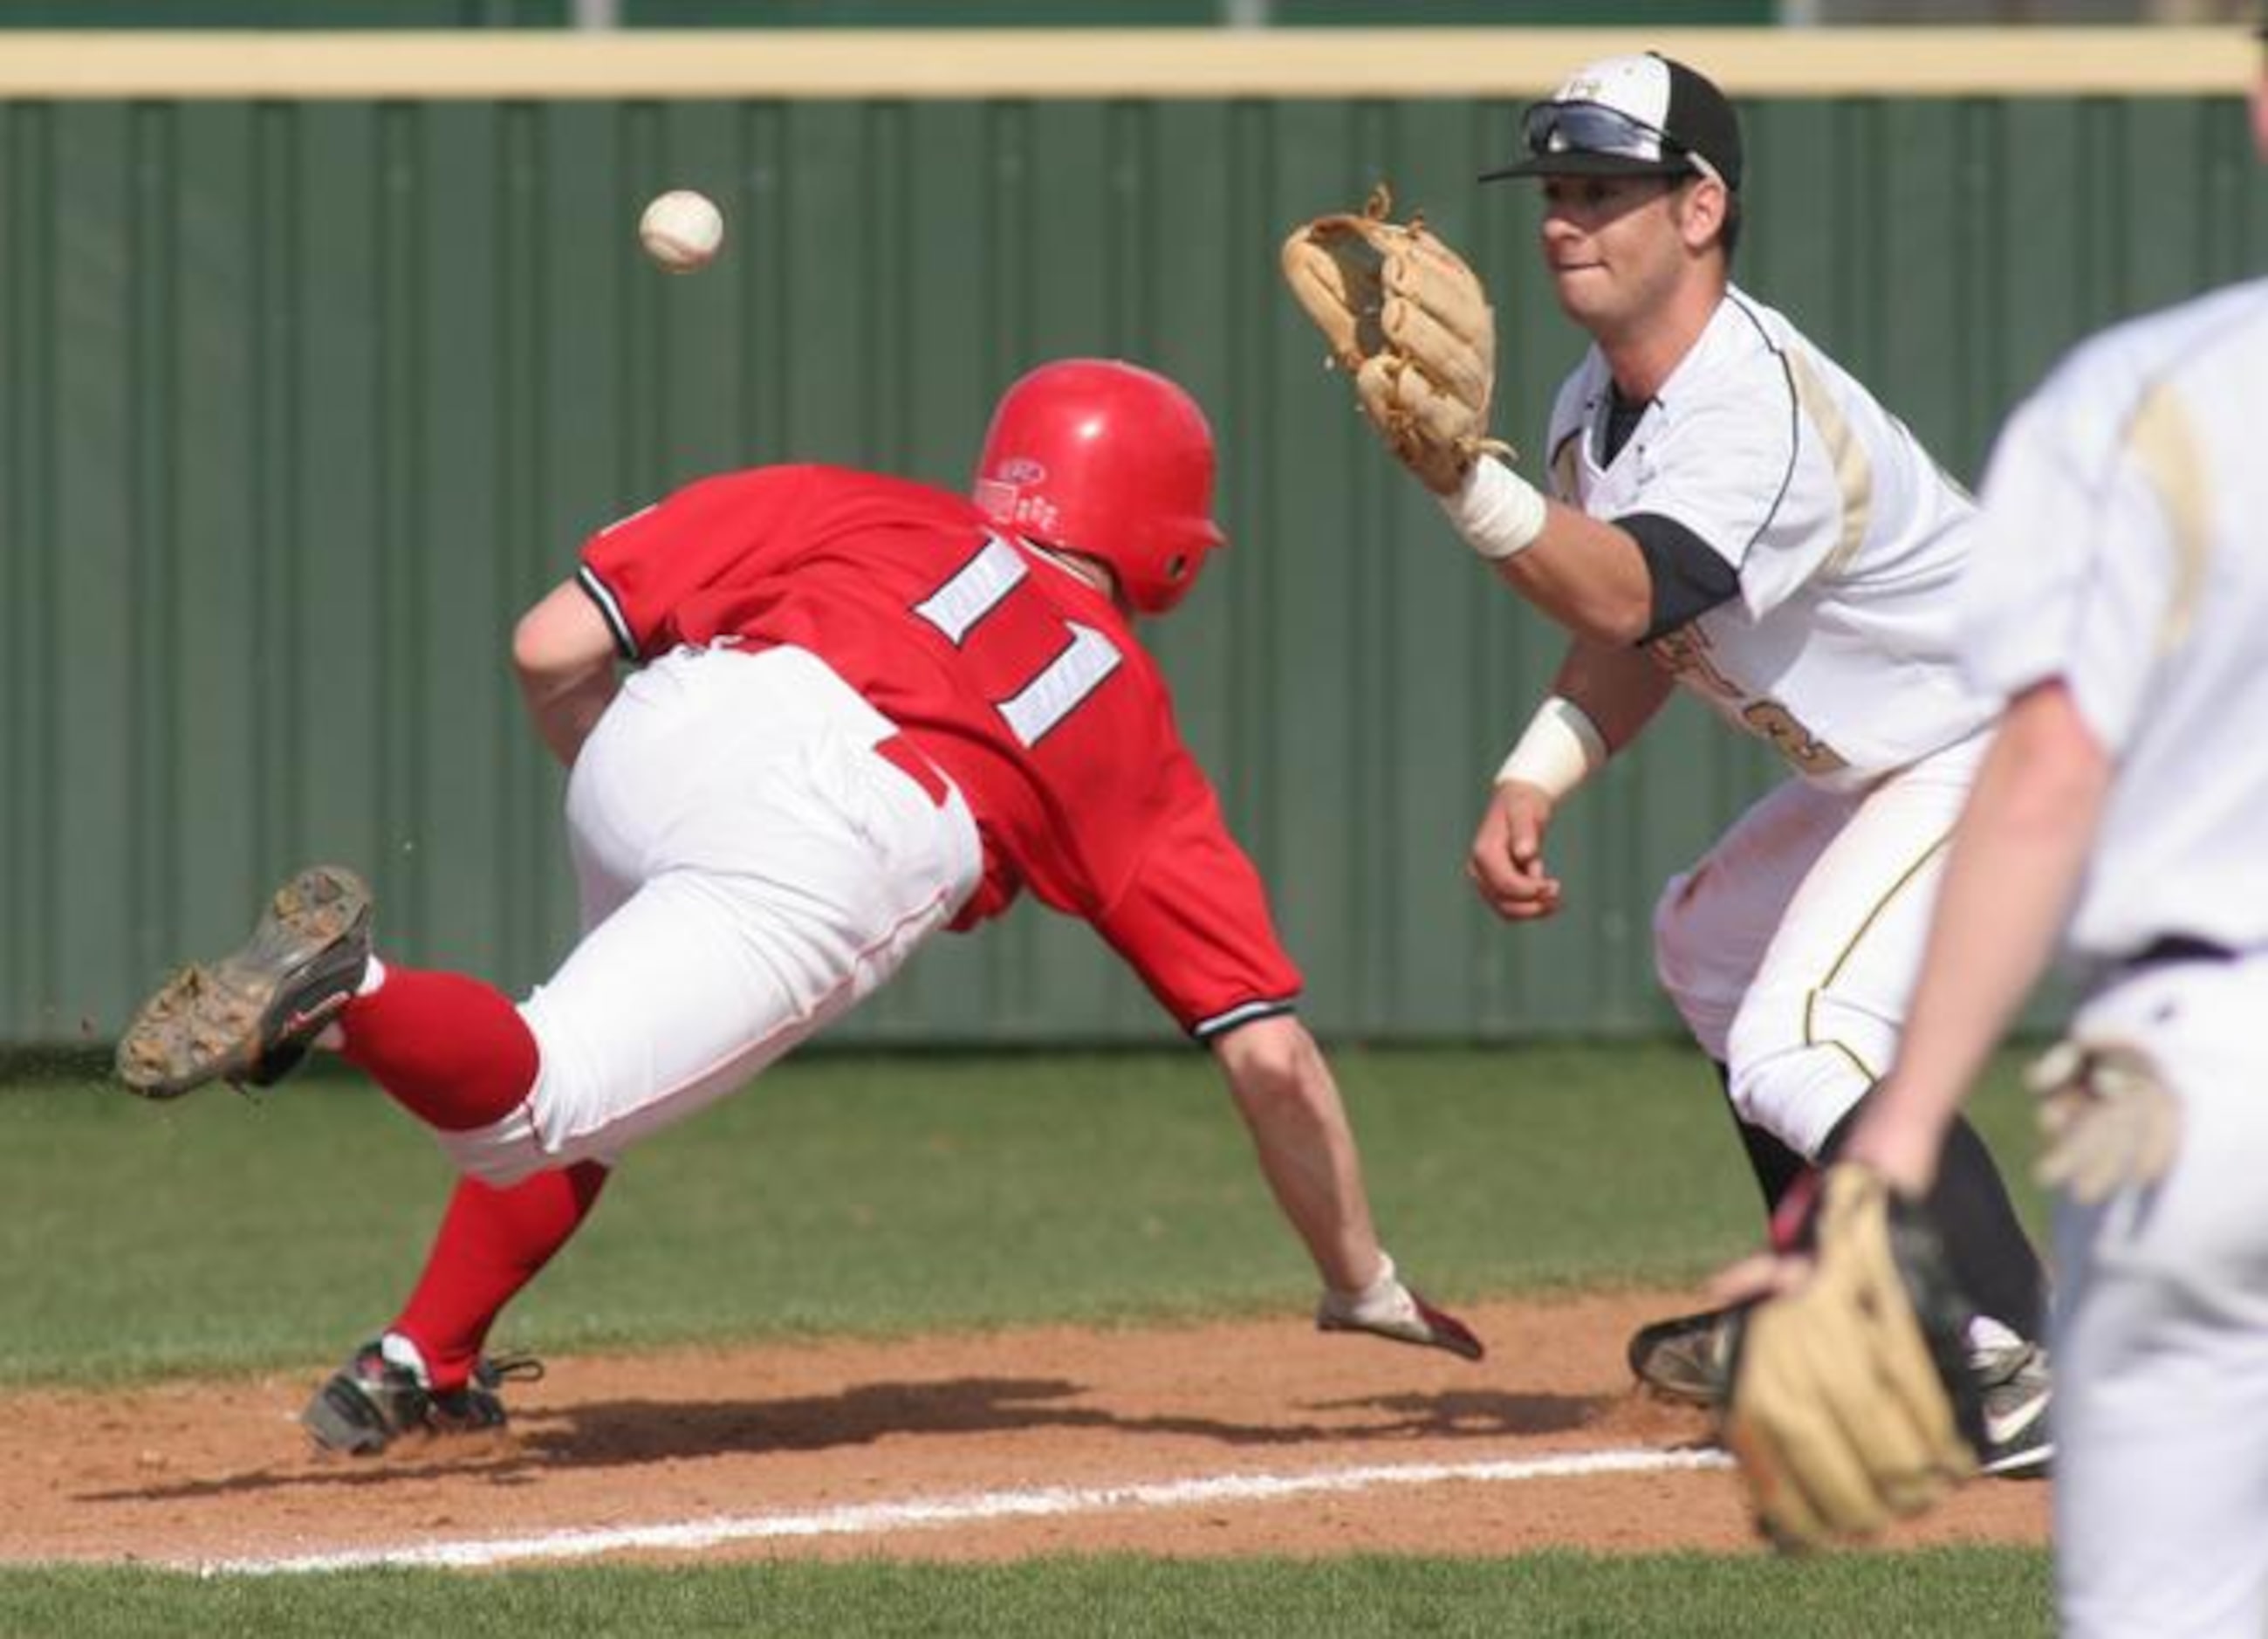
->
[0,1292,2047,1569]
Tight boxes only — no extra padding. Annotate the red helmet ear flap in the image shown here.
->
[972,359,1227,614]
[1140,511,1227,614]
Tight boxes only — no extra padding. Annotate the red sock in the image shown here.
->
[391,1162,611,1390]
[338,966,538,1132]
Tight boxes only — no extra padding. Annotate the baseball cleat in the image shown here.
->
[1638,1305,2056,1478]
[302,1335,545,1456]
[1627,1306,1735,1406]
[1973,1341,2054,1478]
[114,864,373,1099]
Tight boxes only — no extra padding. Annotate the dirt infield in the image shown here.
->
[1,1291,2047,1571]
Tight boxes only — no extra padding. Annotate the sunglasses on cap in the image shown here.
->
[1520,99,1724,188]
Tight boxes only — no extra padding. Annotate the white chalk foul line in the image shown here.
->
[191,1445,1733,1577]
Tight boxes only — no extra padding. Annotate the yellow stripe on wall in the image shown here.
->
[0,26,2252,101]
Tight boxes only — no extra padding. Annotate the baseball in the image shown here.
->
[639,189,724,273]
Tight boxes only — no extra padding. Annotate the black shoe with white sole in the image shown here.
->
[1627,1306,1736,1407]
[302,1336,545,1456]
[1972,1341,2054,1478]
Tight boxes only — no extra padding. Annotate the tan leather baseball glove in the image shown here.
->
[1280,184,1507,493]
[1721,1164,1984,1550]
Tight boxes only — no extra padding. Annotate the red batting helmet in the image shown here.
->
[970,359,1227,615]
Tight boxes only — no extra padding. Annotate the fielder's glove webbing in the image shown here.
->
[1280,184,1511,494]
[1723,1163,1984,1549]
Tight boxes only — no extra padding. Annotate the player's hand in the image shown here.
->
[1468,780,1562,920]
[1317,1256,1485,1361]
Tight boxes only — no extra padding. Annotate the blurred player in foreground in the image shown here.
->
[1285,51,2051,1471]
[115,357,1481,1452]
[1724,27,2268,1635]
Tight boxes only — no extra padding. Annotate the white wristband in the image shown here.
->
[1438,455,1549,562]
[1495,695,1608,801]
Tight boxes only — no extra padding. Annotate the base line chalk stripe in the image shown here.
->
[189,1446,1734,1577]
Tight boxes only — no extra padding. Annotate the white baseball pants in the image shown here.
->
[2051,950,2268,1638]
[1651,733,1987,1159]
[440,643,982,1187]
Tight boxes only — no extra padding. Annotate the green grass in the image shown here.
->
[0,1044,2048,1387]
[0,1045,2054,1635]
[0,1548,2053,1637]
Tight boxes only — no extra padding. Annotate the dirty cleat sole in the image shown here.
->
[1627,1307,1735,1407]
[114,865,372,1099]
[302,1361,407,1457]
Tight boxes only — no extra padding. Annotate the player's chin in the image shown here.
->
[1548,268,1613,320]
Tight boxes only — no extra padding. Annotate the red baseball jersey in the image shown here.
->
[574,463,1302,1039]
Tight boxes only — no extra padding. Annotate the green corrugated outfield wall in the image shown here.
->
[4,30,2261,1047]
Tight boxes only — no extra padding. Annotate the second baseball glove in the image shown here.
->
[1280,184,1507,493]
[1721,1163,1985,1550]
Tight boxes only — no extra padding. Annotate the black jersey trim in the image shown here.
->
[1192,998,1298,1041]
[1620,511,1743,641]
[576,565,639,661]
[1721,291,1803,562]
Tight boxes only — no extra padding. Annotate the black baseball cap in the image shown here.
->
[1483,52,1744,194]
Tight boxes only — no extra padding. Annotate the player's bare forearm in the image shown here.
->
[1470,639,1668,924]
[1216,1016,1488,1361]
[513,579,622,767]
[1552,634,1675,751]
[1492,505,1656,646]
[1209,1015,1384,1293]
[1843,681,2112,1194]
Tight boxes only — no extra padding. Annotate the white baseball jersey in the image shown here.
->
[1959,279,2268,1639]
[1963,277,2268,965]
[1545,286,1997,788]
